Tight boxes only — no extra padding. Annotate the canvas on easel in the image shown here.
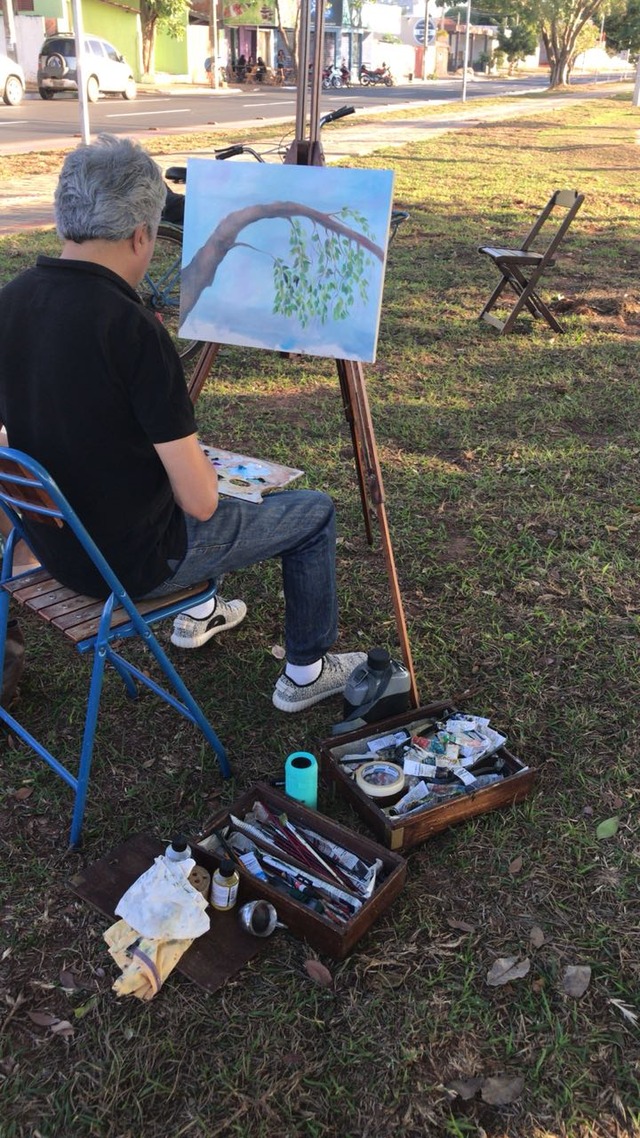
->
[178,162,394,363]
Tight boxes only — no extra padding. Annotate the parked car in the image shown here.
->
[37,33,136,102]
[0,53,25,106]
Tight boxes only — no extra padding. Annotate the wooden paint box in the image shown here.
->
[192,782,407,960]
[319,702,535,853]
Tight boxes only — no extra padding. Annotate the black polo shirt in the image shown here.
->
[0,256,196,598]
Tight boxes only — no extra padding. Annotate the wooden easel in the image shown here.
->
[183,3,419,707]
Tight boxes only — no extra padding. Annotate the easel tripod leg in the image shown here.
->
[336,358,373,545]
[338,358,419,708]
[187,342,222,405]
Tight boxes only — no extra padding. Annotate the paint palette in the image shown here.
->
[200,444,303,503]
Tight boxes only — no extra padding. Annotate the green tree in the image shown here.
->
[604,0,640,53]
[538,0,606,85]
[496,21,538,70]
[487,0,609,86]
[139,0,187,76]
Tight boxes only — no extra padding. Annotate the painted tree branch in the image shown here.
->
[180,200,385,322]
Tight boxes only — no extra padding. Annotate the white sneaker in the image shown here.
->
[170,597,247,648]
[272,651,366,713]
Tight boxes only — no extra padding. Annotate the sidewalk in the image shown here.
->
[0,83,627,236]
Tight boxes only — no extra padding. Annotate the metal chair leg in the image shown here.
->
[142,632,230,777]
[67,642,108,847]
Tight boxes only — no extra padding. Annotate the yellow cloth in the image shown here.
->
[104,918,193,1001]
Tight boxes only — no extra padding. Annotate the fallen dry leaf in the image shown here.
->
[26,1010,59,1026]
[561,965,591,998]
[530,926,545,948]
[508,854,523,875]
[12,786,33,801]
[481,1074,525,1105]
[27,1009,75,1037]
[446,918,476,933]
[50,1019,74,1037]
[447,1077,484,1100]
[486,957,531,987]
[59,969,81,992]
[304,958,333,988]
[532,977,545,993]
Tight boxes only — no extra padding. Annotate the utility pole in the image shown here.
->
[209,0,219,89]
[633,54,640,106]
[70,0,91,144]
[421,0,429,80]
[2,0,18,63]
[461,0,471,101]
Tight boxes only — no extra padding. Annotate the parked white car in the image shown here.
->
[0,53,25,106]
[37,34,136,102]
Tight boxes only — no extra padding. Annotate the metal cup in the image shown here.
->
[238,899,280,937]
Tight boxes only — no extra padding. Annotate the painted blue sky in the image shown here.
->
[179,160,394,361]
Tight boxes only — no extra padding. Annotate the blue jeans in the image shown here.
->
[144,489,338,666]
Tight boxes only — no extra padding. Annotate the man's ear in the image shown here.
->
[131,223,150,254]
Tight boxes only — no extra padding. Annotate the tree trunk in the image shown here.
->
[140,14,157,75]
[542,28,572,88]
[548,53,571,87]
[275,0,298,78]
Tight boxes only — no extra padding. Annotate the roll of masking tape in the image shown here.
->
[355,760,405,805]
[285,751,318,810]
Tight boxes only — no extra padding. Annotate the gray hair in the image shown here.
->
[54,133,166,243]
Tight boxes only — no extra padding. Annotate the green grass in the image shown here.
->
[1,96,640,1138]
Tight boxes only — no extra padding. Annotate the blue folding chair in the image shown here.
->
[0,448,231,848]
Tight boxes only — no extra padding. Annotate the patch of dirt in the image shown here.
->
[550,291,640,332]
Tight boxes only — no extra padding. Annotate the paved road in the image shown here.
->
[0,73,568,154]
[0,80,629,235]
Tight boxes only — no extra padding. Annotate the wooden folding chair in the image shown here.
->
[478,190,584,335]
[0,448,231,848]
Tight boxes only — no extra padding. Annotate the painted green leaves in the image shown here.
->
[273,209,376,328]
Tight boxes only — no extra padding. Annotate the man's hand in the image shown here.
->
[154,433,218,521]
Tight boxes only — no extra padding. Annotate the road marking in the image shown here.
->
[241,101,292,107]
[0,121,28,127]
[106,108,193,118]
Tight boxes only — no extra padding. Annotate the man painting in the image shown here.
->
[0,135,364,713]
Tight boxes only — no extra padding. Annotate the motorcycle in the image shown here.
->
[359,63,394,87]
[322,64,344,89]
